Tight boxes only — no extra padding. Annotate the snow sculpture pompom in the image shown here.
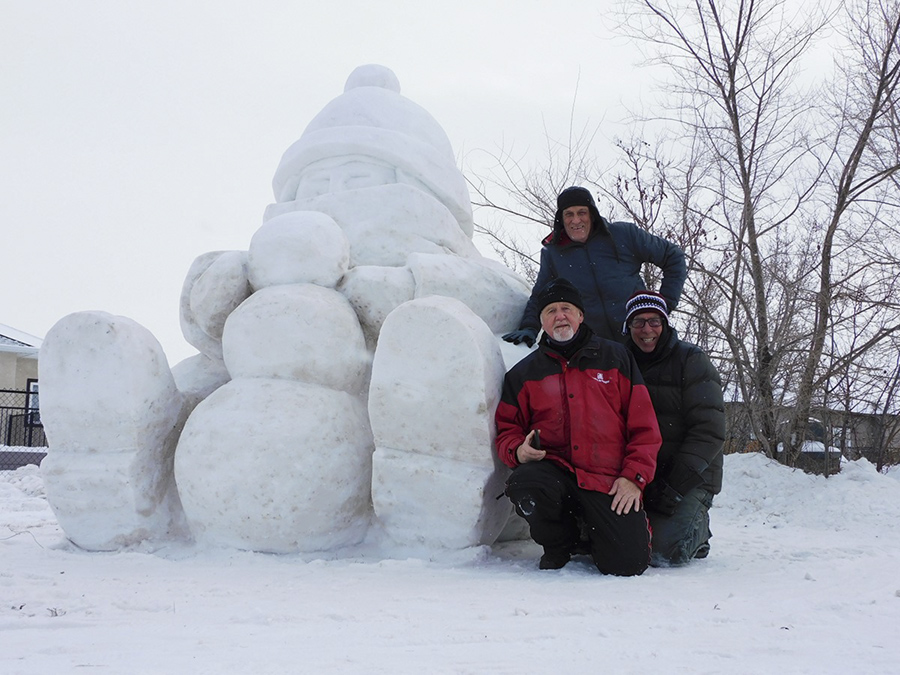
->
[39,63,532,555]
[344,62,401,93]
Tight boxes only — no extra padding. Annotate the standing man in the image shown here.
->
[503,186,686,345]
[495,278,661,575]
[623,290,726,565]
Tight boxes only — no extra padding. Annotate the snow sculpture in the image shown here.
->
[39,313,189,550]
[40,64,529,554]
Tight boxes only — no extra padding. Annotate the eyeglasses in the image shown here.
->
[629,317,663,329]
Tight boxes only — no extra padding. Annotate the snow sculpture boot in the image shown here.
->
[368,296,512,549]
[39,312,190,550]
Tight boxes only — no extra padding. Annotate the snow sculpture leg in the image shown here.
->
[368,296,513,548]
[39,312,189,550]
[174,379,372,553]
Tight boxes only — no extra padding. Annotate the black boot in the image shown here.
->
[539,548,571,570]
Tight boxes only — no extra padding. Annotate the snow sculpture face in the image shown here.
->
[293,156,397,201]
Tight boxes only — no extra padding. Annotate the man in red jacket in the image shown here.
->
[495,278,661,574]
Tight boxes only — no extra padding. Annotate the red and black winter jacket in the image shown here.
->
[495,329,661,494]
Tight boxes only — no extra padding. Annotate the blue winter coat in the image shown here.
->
[519,217,686,341]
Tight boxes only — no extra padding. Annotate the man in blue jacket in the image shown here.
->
[503,186,686,345]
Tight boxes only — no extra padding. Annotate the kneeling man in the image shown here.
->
[495,279,661,575]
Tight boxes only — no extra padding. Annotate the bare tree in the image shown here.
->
[464,93,605,283]
[467,0,900,469]
[618,0,831,457]
[783,0,900,462]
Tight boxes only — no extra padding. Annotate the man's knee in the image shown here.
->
[593,544,650,576]
[505,462,570,519]
[583,504,651,576]
[648,489,712,566]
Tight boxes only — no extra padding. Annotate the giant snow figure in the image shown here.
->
[39,64,530,554]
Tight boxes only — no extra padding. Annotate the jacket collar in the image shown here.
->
[627,325,679,364]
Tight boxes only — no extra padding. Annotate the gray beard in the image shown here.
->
[550,326,576,342]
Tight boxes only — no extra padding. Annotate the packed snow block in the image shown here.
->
[40,452,187,551]
[264,184,480,267]
[337,265,415,349]
[496,511,531,542]
[368,296,510,547]
[39,311,188,550]
[190,250,251,340]
[180,251,238,361]
[248,211,350,290]
[222,284,369,394]
[368,296,506,463]
[498,338,535,370]
[171,353,231,413]
[408,252,530,333]
[372,447,512,548]
[174,378,374,553]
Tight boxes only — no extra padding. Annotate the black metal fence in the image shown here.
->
[1,388,47,470]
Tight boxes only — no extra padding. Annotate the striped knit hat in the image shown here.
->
[622,290,669,335]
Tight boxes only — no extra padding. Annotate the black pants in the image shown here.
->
[505,461,651,576]
[647,486,714,566]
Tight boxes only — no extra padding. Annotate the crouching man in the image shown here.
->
[623,290,726,566]
[495,279,661,575]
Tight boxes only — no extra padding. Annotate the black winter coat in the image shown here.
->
[519,217,687,341]
[627,328,725,495]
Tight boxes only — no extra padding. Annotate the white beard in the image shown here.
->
[551,326,575,342]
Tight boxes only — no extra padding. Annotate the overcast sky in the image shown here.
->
[2,1,652,364]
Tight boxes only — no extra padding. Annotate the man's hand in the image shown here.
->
[643,479,683,516]
[502,327,538,347]
[515,429,546,464]
[609,477,642,515]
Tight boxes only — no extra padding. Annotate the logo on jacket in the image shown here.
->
[594,373,611,384]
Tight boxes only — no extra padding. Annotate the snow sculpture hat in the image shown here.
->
[272,64,474,237]
[537,278,585,313]
[622,290,669,335]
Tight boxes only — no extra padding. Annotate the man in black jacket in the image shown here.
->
[623,290,726,565]
[503,186,686,345]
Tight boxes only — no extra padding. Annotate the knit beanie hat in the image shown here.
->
[537,278,585,313]
[622,290,669,334]
[553,186,603,239]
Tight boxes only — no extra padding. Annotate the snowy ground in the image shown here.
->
[2,452,898,675]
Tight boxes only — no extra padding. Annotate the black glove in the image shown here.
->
[502,327,538,347]
[666,459,705,496]
[645,459,705,516]
[643,479,683,516]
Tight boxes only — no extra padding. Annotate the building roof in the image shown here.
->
[0,323,43,357]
